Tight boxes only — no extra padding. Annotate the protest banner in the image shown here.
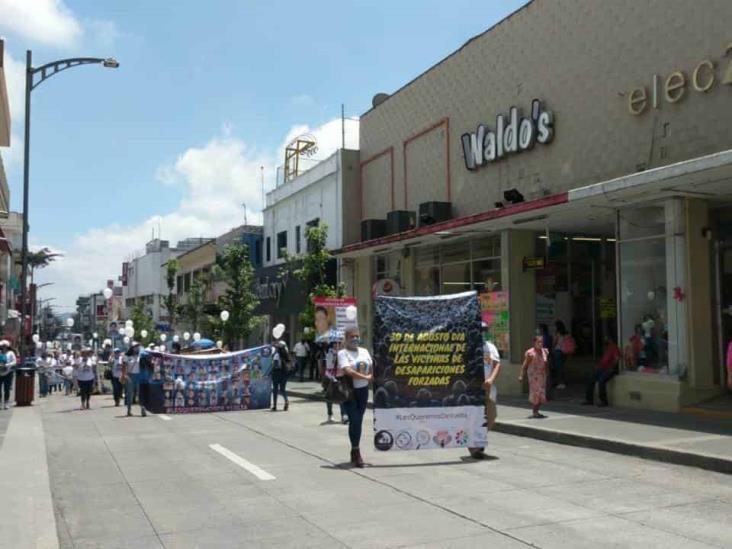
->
[313,296,357,342]
[372,291,486,451]
[143,345,273,414]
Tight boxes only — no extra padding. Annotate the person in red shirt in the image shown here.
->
[583,335,620,407]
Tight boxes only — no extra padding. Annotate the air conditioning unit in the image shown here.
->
[385,210,416,235]
[361,219,386,241]
[418,201,452,227]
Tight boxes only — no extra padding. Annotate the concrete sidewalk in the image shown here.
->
[0,406,59,549]
[286,381,732,474]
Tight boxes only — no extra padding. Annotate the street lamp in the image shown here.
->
[18,51,119,359]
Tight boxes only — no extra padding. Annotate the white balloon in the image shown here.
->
[118,327,126,336]
[123,336,130,344]
[125,320,133,328]
[93,332,98,339]
[216,340,223,349]
[272,323,285,340]
[35,341,42,349]
[124,326,134,338]
[102,287,113,300]
[104,339,112,347]
[158,345,165,352]
[220,310,230,322]
[303,327,311,335]
[66,318,74,328]
[344,305,358,321]
[193,332,201,341]
[32,334,40,343]
[140,329,148,339]
[173,335,180,343]
[160,334,167,342]
[183,332,190,341]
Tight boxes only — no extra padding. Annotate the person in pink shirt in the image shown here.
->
[519,335,548,418]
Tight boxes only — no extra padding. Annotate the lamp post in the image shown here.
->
[19,51,119,359]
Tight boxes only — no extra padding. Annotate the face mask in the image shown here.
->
[348,337,361,348]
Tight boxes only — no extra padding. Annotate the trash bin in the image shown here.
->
[15,360,37,406]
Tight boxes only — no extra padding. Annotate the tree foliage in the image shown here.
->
[164,259,179,331]
[215,243,261,350]
[130,303,157,346]
[281,223,342,335]
[181,276,207,333]
[26,247,62,285]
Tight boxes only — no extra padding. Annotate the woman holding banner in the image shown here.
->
[337,327,373,468]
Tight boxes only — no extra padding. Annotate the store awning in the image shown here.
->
[336,148,732,258]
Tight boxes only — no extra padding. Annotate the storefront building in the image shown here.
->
[338,0,732,412]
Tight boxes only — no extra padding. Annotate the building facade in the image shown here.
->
[339,0,732,412]
[257,149,359,345]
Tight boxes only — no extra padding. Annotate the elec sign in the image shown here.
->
[461,99,555,171]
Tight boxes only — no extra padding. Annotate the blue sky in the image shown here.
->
[0,0,529,310]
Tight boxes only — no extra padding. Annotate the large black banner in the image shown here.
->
[373,291,486,451]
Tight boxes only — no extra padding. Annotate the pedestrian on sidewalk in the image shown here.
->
[76,348,96,410]
[519,334,549,418]
[270,336,290,411]
[61,353,74,396]
[122,342,147,417]
[551,321,571,391]
[468,322,502,459]
[338,327,373,468]
[0,340,17,410]
[583,335,620,407]
[110,348,124,406]
[322,341,347,424]
[36,352,51,398]
[49,352,61,394]
[294,338,308,382]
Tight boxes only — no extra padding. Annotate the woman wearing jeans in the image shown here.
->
[337,327,373,468]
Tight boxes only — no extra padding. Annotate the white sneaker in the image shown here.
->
[3,403,9,410]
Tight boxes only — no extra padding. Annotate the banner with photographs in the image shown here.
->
[372,291,486,451]
[313,297,357,342]
[142,346,273,414]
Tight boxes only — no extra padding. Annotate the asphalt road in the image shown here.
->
[39,393,732,549]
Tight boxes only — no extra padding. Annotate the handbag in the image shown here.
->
[323,374,353,404]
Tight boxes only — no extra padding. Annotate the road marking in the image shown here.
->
[208,443,276,481]
[158,414,172,421]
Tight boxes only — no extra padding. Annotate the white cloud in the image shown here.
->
[34,117,360,310]
[0,0,83,48]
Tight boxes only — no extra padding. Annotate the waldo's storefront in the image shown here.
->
[338,0,732,412]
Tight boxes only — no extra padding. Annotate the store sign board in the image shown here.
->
[461,99,554,171]
[522,256,546,272]
[627,44,732,115]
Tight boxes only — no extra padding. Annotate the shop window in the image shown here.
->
[442,262,472,294]
[415,266,440,296]
[441,241,470,264]
[184,272,191,291]
[472,258,502,292]
[295,226,301,254]
[306,218,320,253]
[176,275,183,295]
[266,237,271,262]
[618,202,686,376]
[254,240,262,266]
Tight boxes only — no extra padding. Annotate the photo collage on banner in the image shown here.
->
[142,346,273,414]
[313,296,358,342]
[373,291,486,451]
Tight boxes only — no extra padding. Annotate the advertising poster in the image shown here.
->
[313,296,357,342]
[143,346,273,414]
[372,291,486,451]
[479,291,509,354]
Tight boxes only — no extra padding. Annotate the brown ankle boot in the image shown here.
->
[354,448,364,468]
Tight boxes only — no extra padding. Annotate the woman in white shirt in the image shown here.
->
[75,348,96,410]
[0,340,17,410]
[337,327,373,468]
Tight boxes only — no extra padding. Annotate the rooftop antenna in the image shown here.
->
[242,202,248,225]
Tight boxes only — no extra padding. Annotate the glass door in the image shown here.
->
[716,241,732,392]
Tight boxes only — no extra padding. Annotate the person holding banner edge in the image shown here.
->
[468,321,502,459]
[337,326,373,468]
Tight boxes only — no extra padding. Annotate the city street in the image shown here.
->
[3,392,728,549]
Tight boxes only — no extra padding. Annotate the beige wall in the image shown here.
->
[357,0,732,244]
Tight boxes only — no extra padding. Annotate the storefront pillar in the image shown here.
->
[502,229,537,396]
[355,255,373,346]
[683,199,719,402]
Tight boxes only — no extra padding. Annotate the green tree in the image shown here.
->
[215,243,261,350]
[282,223,343,334]
[130,303,156,346]
[181,276,207,333]
[25,247,62,287]
[163,259,179,331]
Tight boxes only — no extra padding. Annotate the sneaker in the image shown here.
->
[126,410,133,417]
[3,403,9,410]
[327,415,333,423]
[283,402,289,411]
[141,409,147,417]
[270,406,277,412]
[341,416,348,425]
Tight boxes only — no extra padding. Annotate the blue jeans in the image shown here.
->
[586,368,617,404]
[126,374,149,412]
[0,373,12,402]
[39,373,49,396]
[342,386,369,449]
[271,370,288,407]
[551,349,566,386]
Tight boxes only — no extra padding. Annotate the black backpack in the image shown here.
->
[273,344,290,369]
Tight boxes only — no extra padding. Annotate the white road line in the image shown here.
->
[158,414,172,421]
[208,444,276,481]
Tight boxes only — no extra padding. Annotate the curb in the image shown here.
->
[288,390,732,475]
